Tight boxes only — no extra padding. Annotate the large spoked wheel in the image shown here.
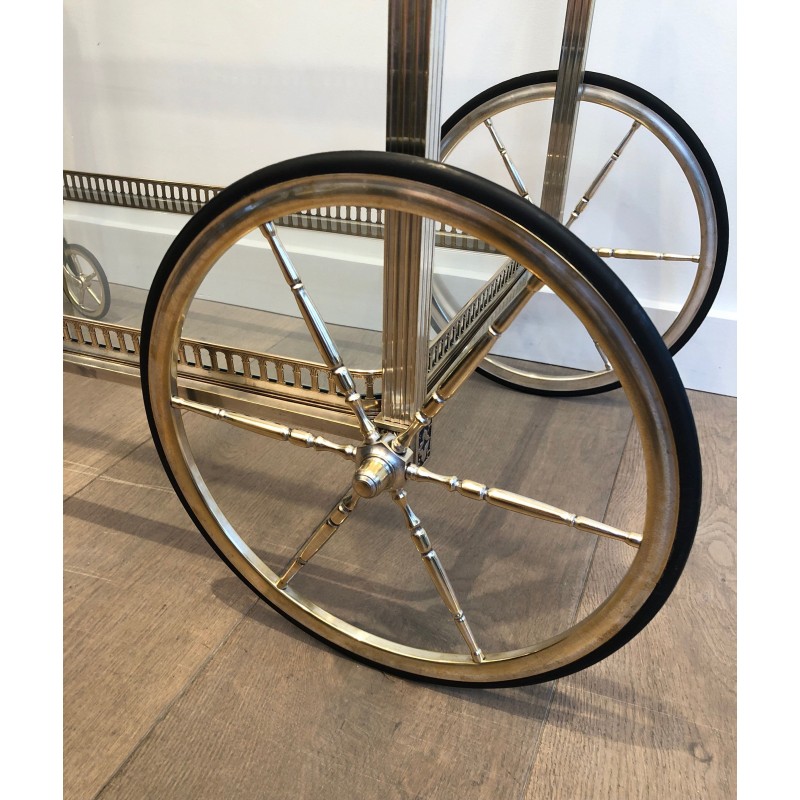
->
[141,151,700,686]
[63,240,111,319]
[439,71,729,396]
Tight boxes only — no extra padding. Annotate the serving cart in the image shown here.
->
[63,0,726,686]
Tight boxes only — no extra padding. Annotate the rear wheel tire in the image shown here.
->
[438,71,728,396]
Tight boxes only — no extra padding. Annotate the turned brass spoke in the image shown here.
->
[393,489,484,663]
[261,221,380,444]
[592,247,701,264]
[405,464,641,548]
[64,263,102,307]
[483,117,532,202]
[592,339,613,372]
[565,120,640,229]
[84,283,102,305]
[277,488,360,588]
[171,396,358,462]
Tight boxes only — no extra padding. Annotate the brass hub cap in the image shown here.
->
[352,440,408,499]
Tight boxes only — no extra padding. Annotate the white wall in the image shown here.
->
[63,0,736,395]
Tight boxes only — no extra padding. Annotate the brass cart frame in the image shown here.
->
[63,0,708,686]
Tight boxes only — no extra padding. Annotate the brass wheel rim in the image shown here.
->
[146,170,683,683]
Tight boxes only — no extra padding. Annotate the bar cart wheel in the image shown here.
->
[140,151,701,686]
[437,71,728,396]
[63,239,111,320]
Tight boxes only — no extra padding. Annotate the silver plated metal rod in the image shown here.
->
[593,341,613,372]
[381,0,447,426]
[565,120,640,228]
[540,0,596,220]
[261,221,380,444]
[277,489,360,588]
[593,247,701,263]
[393,489,484,662]
[406,464,641,548]
[484,117,532,201]
[170,396,358,461]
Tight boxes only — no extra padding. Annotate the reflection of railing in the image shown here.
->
[63,169,496,253]
[63,171,220,216]
[63,316,382,412]
[175,337,380,408]
[62,166,526,415]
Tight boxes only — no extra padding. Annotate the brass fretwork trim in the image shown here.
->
[62,315,382,413]
[63,169,495,253]
[426,260,528,389]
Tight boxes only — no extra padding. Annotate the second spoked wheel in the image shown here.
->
[438,70,729,395]
[142,151,700,686]
[63,239,111,320]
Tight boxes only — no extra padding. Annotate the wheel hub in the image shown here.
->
[352,437,409,498]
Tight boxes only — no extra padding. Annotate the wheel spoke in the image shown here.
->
[592,339,613,372]
[171,396,358,461]
[276,488,360,588]
[483,117,533,202]
[63,262,78,283]
[593,247,700,264]
[393,489,484,663]
[260,221,380,444]
[64,254,82,277]
[405,464,641,548]
[564,120,640,229]
[392,277,540,454]
[84,284,102,305]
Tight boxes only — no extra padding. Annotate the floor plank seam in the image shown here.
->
[516,417,636,800]
[92,473,175,494]
[561,681,734,737]
[64,459,101,473]
[516,681,560,800]
[64,462,175,496]
[63,430,157,500]
[90,595,261,800]
[570,416,636,623]
[64,567,115,583]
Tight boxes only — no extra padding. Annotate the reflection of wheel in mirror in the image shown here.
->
[63,240,111,319]
[438,71,729,396]
[142,151,701,686]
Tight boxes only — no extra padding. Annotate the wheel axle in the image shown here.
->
[352,436,411,498]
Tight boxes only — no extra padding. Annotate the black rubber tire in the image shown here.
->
[441,70,729,397]
[63,242,112,320]
[141,150,701,687]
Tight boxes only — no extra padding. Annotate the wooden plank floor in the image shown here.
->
[63,366,736,799]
